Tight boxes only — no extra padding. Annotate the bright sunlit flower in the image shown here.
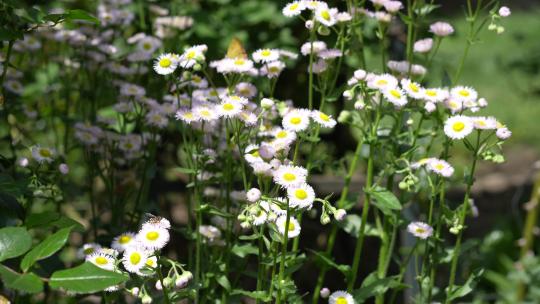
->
[122,247,150,274]
[194,105,219,122]
[178,45,207,68]
[450,86,478,103]
[87,252,115,271]
[261,60,286,78]
[329,290,355,304]
[111,232,137,252]
[217,99,243,118]
[137,225,170,250]
[407,221,433,239]
[311,110,336,128]
[401,79,424,99]
[315,7,337,27]
[283,1,306,17]
[383,87,408,107]
[283,109,311,132]
[444,115,474,140]
[273,165,308,188]
[367,74,398,90]
[287,183,315,208]
[276,215,301,238]
[426,159,454,177]
[472,116,497,130]
[423,88,449,103]
[175,108,199,124]
[252,48,280,63]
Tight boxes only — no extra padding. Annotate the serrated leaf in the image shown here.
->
[20,227,72,272]
[0,227,32,262]
[50,262,129,293]
[0,265,43,294]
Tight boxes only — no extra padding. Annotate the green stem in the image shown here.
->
[276,205,291,303]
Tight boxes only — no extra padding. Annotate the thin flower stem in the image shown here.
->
[276,205,291,304]
[157,258,172,304]
[445,132,481,303]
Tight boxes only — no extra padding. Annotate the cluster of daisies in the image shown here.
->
[79,217,192,298]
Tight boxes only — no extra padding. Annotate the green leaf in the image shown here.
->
[65,9,100,24]
[353,274,404,302]
[446,269,484,301]
[339,214,380,238]
[308,249,350,276]
[0,173,27,197]
[0,227,32,262]
[231,289,268,300]
[25,211,61,229]
[0,265,43,294]
[50,262,129,293]
[217,275,231,291]
[20,227,72,272]
[368,187,402,216]
[231,244,259,258]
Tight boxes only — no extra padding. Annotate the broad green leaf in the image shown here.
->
[0,227,32,262]
[231,289,268,300]
[368,187,401,216]
[25,211,60,229]
[231,244,258,258]
[0,265,43,294]
[50,262,129,293]
[65,9,100,24]
[20,227,72,272]
[217,275,231,291]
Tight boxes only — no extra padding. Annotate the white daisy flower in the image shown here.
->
[199,225,222,242]
[472,116,497,130]
[444,115,474,140]
[136,225,170,250]
[273,165,308,188]
[251,160,273,176]
[283,1,305,17]
[178,45,207,68]
[269,198,288,216]
[4,79,23,95]
[329,291,355,304]
[444,99,464,114]
[252,201,270,226]
[175,108,199,124]
[217,99,243,118]
[315,7,338,27]
[111,232,137,252]
[252,48,280,63]
[367,73,398,90]
[239,111,258,126]
[122,247,150,274]
[318,49,343,60]
[276,215,301,238]
[300,41,327,56]
[383,87,408,107]
[426,159,454,177]
[224,94,249,105]
[407,221,433,239]
[423,88,449,103]
[146,111,169,128]
[304,1,328,11]
[261,60,286,78]
[273,128,297,145]
[400,79,424,99]
[137,36,162,53]
[77,243,102,259]
[311,110,337,128]
[410,157,434,169]
[282,109,311,132]
[31,146,56,163]
[227,58,255,74]
[287,183,315,209]
[429,21,454,37]
[120,83,146,97]
[236,82,257,98]
[450,86,478,104]
[194,105,219,122]
[499,6,511,17]
[245,144,263,163]
[384,1,403,13]
[86,252,115,271]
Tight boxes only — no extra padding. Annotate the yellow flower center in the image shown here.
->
[186,51,196,59]
[320,10,331,21]
[288,222,296,231]
[200,110,211,117]
[415,228,426,234]
[143,42,152,50]
[130,252,141,265]
[319,113,330,122]
[458,89,470,97]
[276,131,287,138]
[261,49,271,57]
[95,256,108,265]
[184,112,194,119]
[283,173,296,182]
[409,83,419,92]
[290,117,301,125]
[290,3,299,10]
[159,58,171,68]
[295,189,308,200]
[452,122,465,132]
[146,259,155,267]
[83,247,95,255]
[223,103,234,111]
[336,297,348,304]
[39,148,51,158]
[425,90,436,97]
[251,150,260,157]
[192,76,201,83]
[376,79,388,86]
[269,66,280,73]
[119,235,131,244]
[435,164,444,170]
[234,59,245,66]
[389,89,401,98]
[146,231,159,241]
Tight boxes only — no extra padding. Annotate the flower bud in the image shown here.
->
[141,295,152,304]
[155,280,163,290]
[337,110,352,124]
[334,209,347,221]
[320,287,330,298]
[317,25,330,36]
[320,213,331,225]
[246,188,261,202]
[261,98,274,109]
